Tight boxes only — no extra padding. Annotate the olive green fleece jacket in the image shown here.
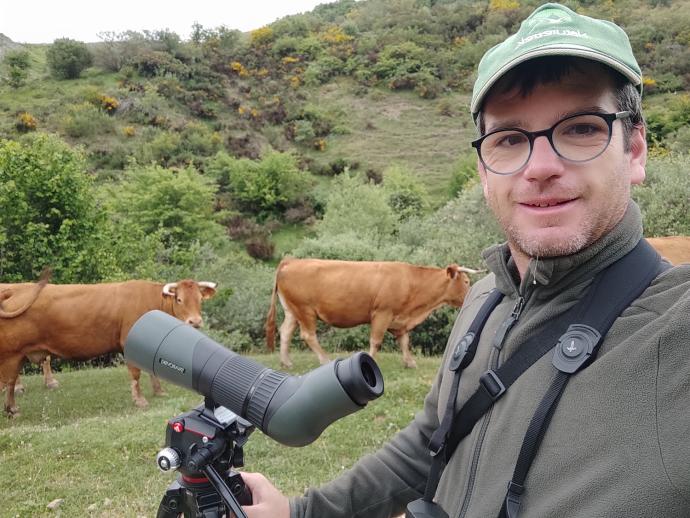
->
[290,202,690,518]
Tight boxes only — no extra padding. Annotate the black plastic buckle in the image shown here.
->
[406,498,450,518]
[505,481,524,518]
[479,370,506,400]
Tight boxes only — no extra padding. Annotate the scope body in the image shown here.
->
[125,310,384,447]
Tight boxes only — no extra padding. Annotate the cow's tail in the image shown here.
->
[265,268,279,351]
[0,267,52,319]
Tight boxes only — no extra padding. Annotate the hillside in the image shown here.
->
[1,0,689,355]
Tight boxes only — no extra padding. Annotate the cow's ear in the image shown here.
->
[199,282,217,300]
[446,264,461,279]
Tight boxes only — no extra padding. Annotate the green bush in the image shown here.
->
[60,102,114,137]
[135,129,183,166]
[396,182,503,269]
[105,163,226,248]
[381,165,430,221]
[317,173,398,238]
[3,49,31,88]
[448,152,480,197]
[0,134,111,282]
[207,151,312,219]
[633,153,690,237]
[202,262,276,349]
[46,38,93,79]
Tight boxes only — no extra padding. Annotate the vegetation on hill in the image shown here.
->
[1,0,689,359]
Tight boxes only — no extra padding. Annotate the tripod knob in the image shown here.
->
[157,447,181,472]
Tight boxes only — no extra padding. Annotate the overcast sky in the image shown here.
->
[0,0,335,44]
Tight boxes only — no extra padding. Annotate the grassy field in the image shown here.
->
[0,351,441,517]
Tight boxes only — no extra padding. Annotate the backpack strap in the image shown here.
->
[407,239,666,518]
[422,289,504,503]
[500,239,669,518]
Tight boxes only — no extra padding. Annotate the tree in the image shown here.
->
[105,163,226,249]
[46,38,93,79]
[0,134,110,282]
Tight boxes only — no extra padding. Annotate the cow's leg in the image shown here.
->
[368,314,391,359]
[13,375,24,395]
[127,363,149,408]
[298,316,330,366]
[279,309,299,369]
[0,354,25,417]
[395,332,417,369]
[40,355,59,389]
[151,375,166,397]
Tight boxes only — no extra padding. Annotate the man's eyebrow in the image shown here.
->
[485,105,611,134]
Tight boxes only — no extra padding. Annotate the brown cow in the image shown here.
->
[0,279,217,416]
[0,271,58,394]
[265,258,480,369]
[646,236,690,265]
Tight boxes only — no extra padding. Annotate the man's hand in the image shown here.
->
[241,472,290,518]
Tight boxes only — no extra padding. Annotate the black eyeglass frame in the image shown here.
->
[471,111,631,176]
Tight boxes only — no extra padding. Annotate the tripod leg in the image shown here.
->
[157,480,185,518]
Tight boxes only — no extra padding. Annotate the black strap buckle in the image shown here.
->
[479,370,506,400]
[505,481,524,518]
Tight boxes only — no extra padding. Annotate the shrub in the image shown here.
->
[207,151,312,219]
[245,234,275,260]
[448,152,479,197]
[0,134,112,282]
[203,262,277,348]
[15,112,37,132]
[317,173,398,239]
[60,102,114,138]
[3,49,31,88]
[381,165,430,221]
[46,38,93,79]
[105,163,225,248]
[98,94,119,113]
[633,153,690,237]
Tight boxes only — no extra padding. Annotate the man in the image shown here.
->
[241,4,690,517]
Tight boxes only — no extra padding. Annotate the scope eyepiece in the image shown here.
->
[125,310,384,447]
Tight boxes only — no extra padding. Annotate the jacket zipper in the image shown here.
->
[456,294,527,518]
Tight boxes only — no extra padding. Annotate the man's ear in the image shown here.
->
[628,124,647,185]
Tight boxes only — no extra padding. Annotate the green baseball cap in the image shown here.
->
[471,3,642,117]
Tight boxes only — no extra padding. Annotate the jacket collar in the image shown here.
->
[482,201,644,298]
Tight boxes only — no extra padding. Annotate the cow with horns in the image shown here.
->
[265,258,482,369]
[0,277,217,416]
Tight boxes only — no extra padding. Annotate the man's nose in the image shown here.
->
[522,135,565,180]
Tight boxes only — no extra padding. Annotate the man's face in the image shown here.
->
[478,65,647,266]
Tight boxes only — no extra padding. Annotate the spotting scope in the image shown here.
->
[124,310,384,447]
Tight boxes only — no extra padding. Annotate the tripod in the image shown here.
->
[155,398,254,518]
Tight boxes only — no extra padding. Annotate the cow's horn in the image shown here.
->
[162,282,178,295]
[198,282,218,289]
[458,267,486,274]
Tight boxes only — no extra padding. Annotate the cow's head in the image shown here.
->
[162,280,217,328]
[445,264,484,307]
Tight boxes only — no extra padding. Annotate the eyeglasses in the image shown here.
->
[471,111,631,176]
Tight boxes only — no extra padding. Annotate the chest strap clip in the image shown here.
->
[479,370,506,400]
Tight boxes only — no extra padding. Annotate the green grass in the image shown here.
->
[302,80,476,205]
[0,351,441,517]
